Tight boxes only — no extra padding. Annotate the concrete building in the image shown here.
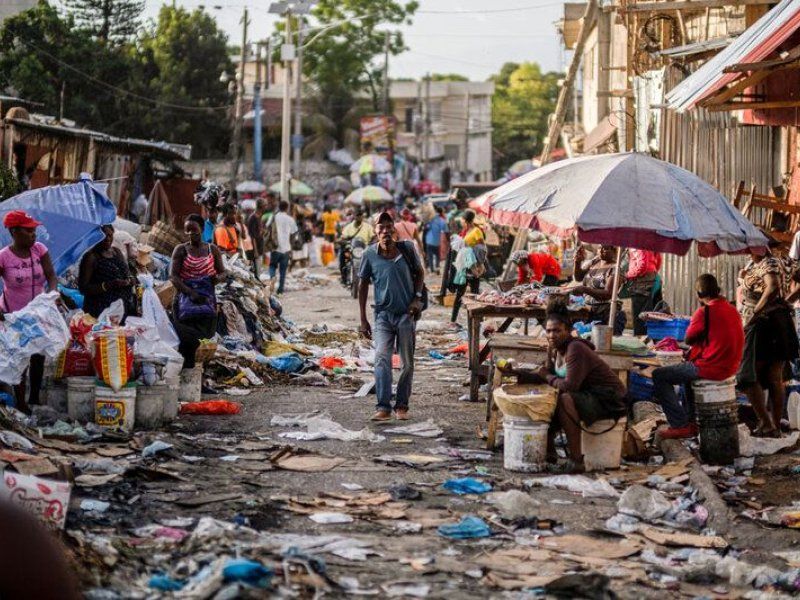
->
[388,79,494,182]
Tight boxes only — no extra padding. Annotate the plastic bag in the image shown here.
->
[55,343,94,379]
[92,329,134,392]
[437,515,490,539]
[97,299,125,327]
[267,353,305,373]
[139,274,179,349]
[0,292,70,385]
[318,356,345,370]
[441,477,492,495]
[180,400,241,415]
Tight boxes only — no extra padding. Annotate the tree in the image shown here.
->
[62,0,144,44]
[0,2,135,132]
[430,73,468,82]
[273,0,417,155]
[490,61,560,174]
[133,6,234,158]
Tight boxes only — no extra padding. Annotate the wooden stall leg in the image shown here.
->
[486,364,504,450]
[469,316,481,403]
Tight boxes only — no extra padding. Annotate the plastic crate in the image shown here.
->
[628,372,654,401]
[646,318,690,341]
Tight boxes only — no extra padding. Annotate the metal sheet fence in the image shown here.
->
[656,68,782,313]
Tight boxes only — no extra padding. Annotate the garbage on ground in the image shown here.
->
[179,400,242,415]
[276,414,384,443]
[0,471,72,529]
[441,477,492,495]
[525,475,619,498]
[383,419,444,438]
[437,515,491,539]
[738,425,800,456]
[487,489,541,519]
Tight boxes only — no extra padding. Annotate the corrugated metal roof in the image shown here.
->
[655,37,735,59]
[666,0,800,111]
[5,116,191,160]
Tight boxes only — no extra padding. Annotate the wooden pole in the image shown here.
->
[539,0,598,166]
[608,247,623,331]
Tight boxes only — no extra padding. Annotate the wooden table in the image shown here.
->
[484,333,634,449]
[463,297,590,403]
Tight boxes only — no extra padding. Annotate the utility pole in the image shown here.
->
[59,81,66,122]
[253,41,263,182]
[229,7,249,190]
[539,0,597,166]
[279,12,293,205]
[293,24,304,177]
[462,91,470,181]
[382,31,391,116]
[423,72,431,179]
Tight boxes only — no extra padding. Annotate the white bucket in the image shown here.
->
[179,367,202,403]
[788,392,800,431]
[692,377,736,404]
[95,385,136,432]
[135,383,167,429]
[67,376,97,423]
[581,417,627,471]
[503,416,548,473]
[45,381,68,414]
[163,377,180,423]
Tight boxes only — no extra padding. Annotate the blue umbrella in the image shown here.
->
[0,176,117,274]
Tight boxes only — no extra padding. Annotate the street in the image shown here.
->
[28,268,794,598]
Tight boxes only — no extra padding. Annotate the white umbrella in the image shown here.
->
[236,180,267,193]
[344,185,393,206]
[350,154,392,174]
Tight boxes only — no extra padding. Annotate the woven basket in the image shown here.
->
[148,220,183,256]
[194,341,218,365]
[494,384,557,423]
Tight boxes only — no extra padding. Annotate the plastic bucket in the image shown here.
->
[45,381,68,414]
[581,417,627,471]
[95,385,136,432]
[163,377,180,423]
[179,367,202,403]
[67,376,97,423]
[135,383,167,429]
[692,377,736,404]
[494,384,557,423]
[591,324,612,352]
[503,416,548,473]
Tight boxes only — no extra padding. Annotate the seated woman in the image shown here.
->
[170,215,226,387]
[570,244,626,335]
[523,299,627,472]
[79,224,138,320]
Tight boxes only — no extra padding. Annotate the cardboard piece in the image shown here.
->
[275,454,346,473]
[536,534,642,559]
[0,470,72,530]
[12,458,59,477]
[636,525,728,549]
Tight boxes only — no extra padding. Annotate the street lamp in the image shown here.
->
[269,0,315,206]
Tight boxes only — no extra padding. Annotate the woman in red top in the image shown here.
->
[511,250,561,285]
[171,215,226,378]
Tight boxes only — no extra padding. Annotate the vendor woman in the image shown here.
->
[170,214,225,382]
[571,244,626,335]
[536,300,627,472]
[0,210,58,413]
[79,224,138,320]
[511,250,561,286]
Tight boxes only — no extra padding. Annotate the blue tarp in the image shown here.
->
[0,175,116,275]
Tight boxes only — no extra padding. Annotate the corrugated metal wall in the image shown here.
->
[646,68,785,313]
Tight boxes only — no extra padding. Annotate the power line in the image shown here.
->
[20,39,233,113]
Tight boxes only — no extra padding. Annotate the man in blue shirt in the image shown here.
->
[202,205,219,244]
[359,211,424,421]
[424,206,448,274]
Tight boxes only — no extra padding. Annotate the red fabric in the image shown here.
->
[685,297,744,380]
[3,210,41,229]
[517,252,561,284]
[180,400,242,415]
[626,249,661,279]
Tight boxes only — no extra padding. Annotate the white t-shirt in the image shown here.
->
[271,211,298,254]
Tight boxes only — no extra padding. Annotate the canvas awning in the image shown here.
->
[666,0,800,112]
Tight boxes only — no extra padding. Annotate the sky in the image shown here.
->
[141,0,566,80]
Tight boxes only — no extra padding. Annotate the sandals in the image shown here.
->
[753,423,782,438]
[546,459,585,474]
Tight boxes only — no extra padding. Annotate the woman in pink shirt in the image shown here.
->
[626,249,663,336]
[0,210,58,413]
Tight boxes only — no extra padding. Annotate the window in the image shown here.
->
[405,106,414,133]
[444,145,460,161]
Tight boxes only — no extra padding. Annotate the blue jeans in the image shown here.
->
[269,251,289,293]
[652,362,700,428]
[426,244,440,272]
[374,312,416,412]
